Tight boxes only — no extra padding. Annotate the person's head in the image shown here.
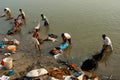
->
[19,9,22,12]
[61,33,64,38]
[4,8,7,12]
[41,14,43,17]
[35,29,39,32]
[41,14,44,19]
[102,34,106,39]
[14,19,17,21]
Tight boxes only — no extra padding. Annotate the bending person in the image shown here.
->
[41,14,49,26]
[17,9,26,24]
[61,33,71,44]
[102,34,113,52]
[0,8,13,20]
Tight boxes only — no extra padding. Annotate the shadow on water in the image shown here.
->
[81,49,112,71]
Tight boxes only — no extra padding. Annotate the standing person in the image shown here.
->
[0,8,13,20]
[17,9,26,24]
[61,33,71,45]
[32,29,41,50]
[102,34,113,51]
[41,14,49,26]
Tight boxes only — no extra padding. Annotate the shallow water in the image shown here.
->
[0,0,120,79]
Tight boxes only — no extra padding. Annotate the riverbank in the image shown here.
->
[0,34,118,80]
[0,49,60,80]
[0,34,60,79]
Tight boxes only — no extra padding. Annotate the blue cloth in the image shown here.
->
[73,72,83,77]
[0,43,6,48]
[60,43,69,50]
[9,70,14,75]
[44,20,49,26]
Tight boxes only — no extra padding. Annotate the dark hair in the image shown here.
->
[61,33,64,37]
[55,47,61,50]
[19,9,22,11]
[35,29,39,32]
[14,19,17,21]
[102,34,106,38]
[41,14,43,17]
[4,8,7,11]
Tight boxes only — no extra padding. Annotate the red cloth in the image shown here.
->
[1,60,4,65]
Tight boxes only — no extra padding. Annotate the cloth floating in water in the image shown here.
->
[48,34,58,38]
[60,43,69,50]
[50,47,62,55]
[54,53,62,59]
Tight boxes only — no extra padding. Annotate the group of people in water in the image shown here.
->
[0,7,113,51]
[0,7,113,80]
[0,8,26,35]
[0,7,50,50]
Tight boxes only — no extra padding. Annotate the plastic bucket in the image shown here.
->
[3,57,13,69]
[7,45,16,53]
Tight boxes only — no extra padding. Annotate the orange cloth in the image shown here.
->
[7,45,16,53]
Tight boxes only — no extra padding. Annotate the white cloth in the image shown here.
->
[54,51,62,59]
[64,33,71,39]
[103,36,112,46]
[43,15,47,20]
[48,37,57,42]
[35,22,40,29]
[32,37,40,45]
[64,76,72,80]
[18,19,22,24]
[4,8,11,18]
[5,8,11,13]
[0,75,9,80]
[51,77,59,80]
[42,15,49,22]
[21,10,25,18]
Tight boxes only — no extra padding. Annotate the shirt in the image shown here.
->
[103,36,112,46]
[5,8,11,13]
[21,10,26,19]
[64,33,71,39]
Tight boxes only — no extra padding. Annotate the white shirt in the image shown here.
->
[103,36,112,46]
[64,33,71,39]
[21,10,25,18]
[5,8,11,13]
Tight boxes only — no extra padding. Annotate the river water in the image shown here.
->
[0,0,120,79]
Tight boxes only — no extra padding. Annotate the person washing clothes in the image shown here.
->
[61,33,71,45]
[17,9,26,24]
[0,8,13,20]
[41,14,49,26]
[102,34,113,52]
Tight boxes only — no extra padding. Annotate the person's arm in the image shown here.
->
[0,12,5,17]
[17,14,22,19]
